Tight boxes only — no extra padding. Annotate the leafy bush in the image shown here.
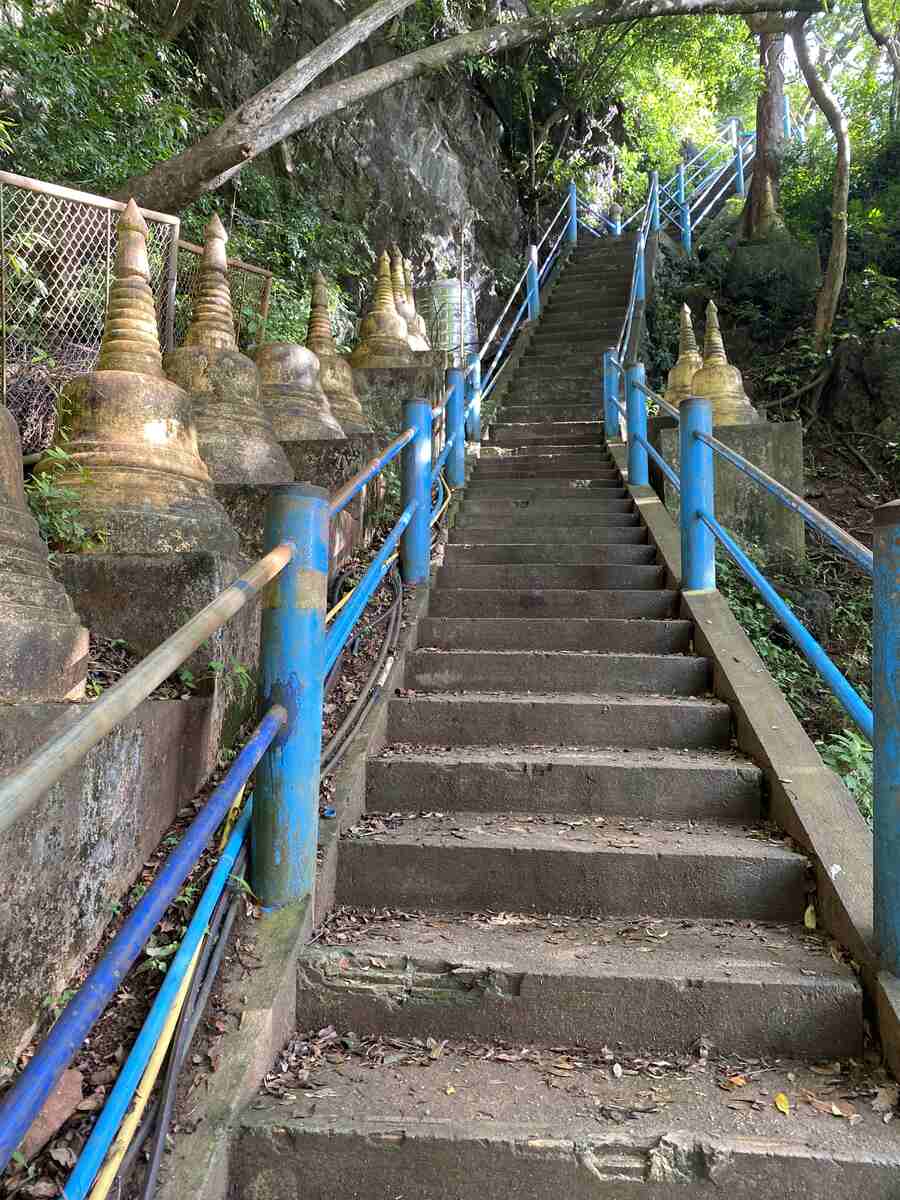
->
[24,447,107,555]
[817,730,873,825]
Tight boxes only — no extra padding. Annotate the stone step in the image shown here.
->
[449,525,645,545]
[369,745,761,819]
[294,913,859,1058]
[428,589,677,620]
[499,403,599,422]
[417,616,692,653]
[337,812,804,921]
[443,543,656,565]
[523,349,601,364]
[236,1044,897,1200]
[470,466,619,481]
[386,691,730,750]
[434,564,664,592]
[513,365,601,382]
[475,453,615,471]
[465,482,626,499]
[405,648,709,695]
[490,428,604,448]
[457,497,635,519]
[504,382,598,403]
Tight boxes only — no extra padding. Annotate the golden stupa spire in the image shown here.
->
[98,198,163,376]
[306,270,338,356]
[680,303,700,357]
[403,256,431,350]
[664,303,703,408]
[691,300,760,425]
[702,300,727,363]
[185,213,237,351]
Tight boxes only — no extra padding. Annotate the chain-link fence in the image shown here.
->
[0,172,274,455]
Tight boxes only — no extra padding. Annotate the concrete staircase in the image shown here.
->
[230,238,887,1198]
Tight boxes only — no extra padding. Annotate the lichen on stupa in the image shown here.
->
[306,271,370,434]
[691,301,760,425]
[42,199,238,555]
[163,213,293,483]
[349,251,413,368]
[256,339,344,441]
[664,304,703,408]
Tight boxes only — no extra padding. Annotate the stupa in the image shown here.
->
[43,199,238,554]
[163,214,292,483]
[390,246,429,352]
[349,251,413,368]
[306,272,370,434]
[691,301,761,425]
[664,304,703,408]
[256,340,344,441]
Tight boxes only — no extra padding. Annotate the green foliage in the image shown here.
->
[24,447,106,555]
[818,730,873,824]
[0,1,206,192]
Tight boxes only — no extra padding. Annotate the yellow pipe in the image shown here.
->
[86,941,203,1200]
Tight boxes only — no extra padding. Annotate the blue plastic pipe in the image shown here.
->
[602,350,621,437]
[625,362,648,487]
[680,397,716,591]
[63,803,253,1198]
[465,351,481,444]
[874,500,900,971]
[526,244,540,322]
[567,181,578,243]
[325,502,415,673]
[0,707,285,1172]
[252,484,328,910]
[446,367,466,488]
[702,509,872,739]
[400,397,432,585]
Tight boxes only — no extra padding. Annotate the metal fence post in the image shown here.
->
[677,164,692,256]
[732,118,746,197]
[401,396,433,585]
[873,500,900,973]
[611,203,623,238]
[567,181,578,244]
[625,362,648,487]
[602,350,620,437]
[680,396,716,591]
[635,236,646,304]
[446,367,466,488]
[252,483,328,909]
[783,93,792,140]
[465,351,482,444]
[526,244,540,321]
[649,171,660,232]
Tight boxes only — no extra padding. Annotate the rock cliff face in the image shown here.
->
[190,0,524,321]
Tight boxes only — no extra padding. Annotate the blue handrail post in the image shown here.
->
[625,362,648,487]
[253,484,328,909]
[783,93,792,140]
[567,181,578,244]
[680,396,716,591]
[731,118,746,196]
[526,244,540,322]
[649,171,660,232]
[446,367,466,488]
[401,395,433,585]
[677,164,692,256]
[466,351,482,445]
[635,236,646,304]
[602,350,621,438]
[873,500,900,973]
[611,203,623,238]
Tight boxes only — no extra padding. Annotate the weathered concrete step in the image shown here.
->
[443,543,655,565]
[491,429,604,447]
[427,589,675,620]
[338,813,804,921]
[457,498,636,521]
[388,691,730,750]
[499,403,600,422]
[369,746,761,819]
[405,648,708,695]
[506,383,598,404]
[477,452,614,470]
[417,616,691,652]
[236,1049,898,1200]
[514,367,600,383]
[434,564,664,591]
[530,324,621,342]
[471,467,619,481]
[295,915,859,1058]
[465,482,626,499]
[523,350,601,366]
[450,522,644,542]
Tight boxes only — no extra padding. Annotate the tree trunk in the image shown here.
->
[118,0,819,213]
[790,13,850,350]
[741,30,785,239]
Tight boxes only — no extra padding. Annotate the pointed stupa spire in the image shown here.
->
[306,270,338,356]
[403,256,431,350]
[691,300,760,425]
[185,213,237,351]
[664,303,703,409]
[390,244,409,311]
[97,198,163,375]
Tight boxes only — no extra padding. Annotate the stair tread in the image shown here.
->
[393,690,727,710]
[375,744,755,771]
[343,811,802,863]
[303,910,855,987]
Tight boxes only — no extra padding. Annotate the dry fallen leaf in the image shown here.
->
[445,1085,456,1096]
[804,904,817,931]
[872,1084,899,1113]
[774,1092,790,1116]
